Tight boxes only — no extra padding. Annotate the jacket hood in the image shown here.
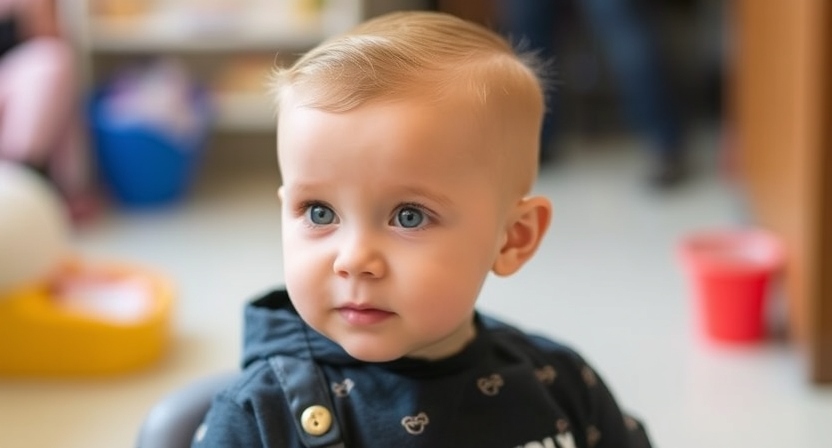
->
[241,289,356,369]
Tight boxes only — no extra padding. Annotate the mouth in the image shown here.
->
[337,305,395,326]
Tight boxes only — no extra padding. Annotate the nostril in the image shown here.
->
[333,260,385,279]
[333,242,386,278]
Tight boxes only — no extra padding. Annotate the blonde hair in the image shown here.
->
[271,10,547,193]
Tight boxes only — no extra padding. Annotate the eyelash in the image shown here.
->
[297,200,334,228]
[294,201,436,228]
[393,202,434,229]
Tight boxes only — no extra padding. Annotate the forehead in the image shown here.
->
[277,95,494,184]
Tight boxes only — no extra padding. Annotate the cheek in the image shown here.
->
[281,225,325,294]
[401,230,498,308]
[439,219,503,272]
[282,245,329,327]
[403,264,482,335]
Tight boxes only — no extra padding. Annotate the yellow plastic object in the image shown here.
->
[0,260,174,377]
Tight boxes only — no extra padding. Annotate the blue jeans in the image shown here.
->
[498,0,683,159]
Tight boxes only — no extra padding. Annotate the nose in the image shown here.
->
[332,229,386,279]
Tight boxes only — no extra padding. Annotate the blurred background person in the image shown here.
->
[0,0,96,222]
[495,0,687,188]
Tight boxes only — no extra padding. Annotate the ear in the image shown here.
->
[492,196,552,277]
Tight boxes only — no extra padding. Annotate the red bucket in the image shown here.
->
[678,229,784,343]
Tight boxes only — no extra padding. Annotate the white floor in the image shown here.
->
[2,130,831,448]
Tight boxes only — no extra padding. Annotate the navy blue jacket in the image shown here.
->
[193,289,652,447]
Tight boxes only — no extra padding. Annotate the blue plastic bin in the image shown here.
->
[89,89,213,207]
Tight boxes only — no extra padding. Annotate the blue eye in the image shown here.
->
[307,204,336,225]
[395,207,425,228]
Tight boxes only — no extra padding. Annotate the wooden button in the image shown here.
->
[300,405,332,436]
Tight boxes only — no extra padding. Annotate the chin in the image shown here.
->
[341,344,404,363]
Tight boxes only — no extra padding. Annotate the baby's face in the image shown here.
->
[277,95,510,362]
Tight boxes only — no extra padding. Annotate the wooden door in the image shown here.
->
[732,0,832,382]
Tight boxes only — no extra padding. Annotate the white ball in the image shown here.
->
[0,161,70,295]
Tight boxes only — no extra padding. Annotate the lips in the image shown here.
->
[337,305,394,325]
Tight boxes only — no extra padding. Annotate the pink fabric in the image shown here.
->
[0,0,18,15]
[0,36,90,197]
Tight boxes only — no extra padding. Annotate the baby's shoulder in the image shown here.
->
[216,360,287,405]
[482,315,594,379]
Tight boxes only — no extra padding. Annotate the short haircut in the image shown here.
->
[271,10,547,194]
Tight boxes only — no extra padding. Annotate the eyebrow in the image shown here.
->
[285,183,454,207]
[398,186,455,207]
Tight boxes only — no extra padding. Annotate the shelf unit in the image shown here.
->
[71,0,364,134]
